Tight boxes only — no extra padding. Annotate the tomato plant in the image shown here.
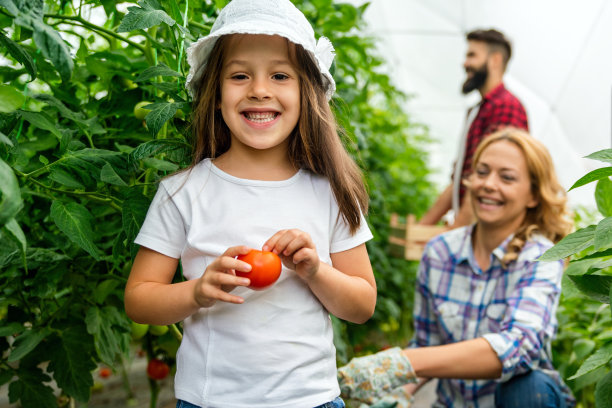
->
[236,250,282,290]
[146,359,170,381]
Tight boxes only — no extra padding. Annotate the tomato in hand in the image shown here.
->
[236,250,282,290]
[147,358,170,380]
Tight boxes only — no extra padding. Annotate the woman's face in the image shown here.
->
[469,140,538,231]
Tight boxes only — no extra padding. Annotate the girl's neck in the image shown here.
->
[213,148,297,181]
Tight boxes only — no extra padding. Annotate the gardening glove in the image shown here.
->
[358,386,414,408]
[337,347,417,404]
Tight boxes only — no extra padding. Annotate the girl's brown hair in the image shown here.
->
[189,35,368,233]
[471,128,573,264]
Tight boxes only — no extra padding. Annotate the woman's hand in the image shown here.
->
[263,229,320,282]
[193,245,252,307]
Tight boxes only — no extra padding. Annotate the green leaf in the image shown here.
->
[145,102,182,136]
[10,0,73,82]
[122,189,150,257]
[17,110,63,139]
[0,322,24,337]
[568,274,612,303]
[85,306,128,365]
[100,162,128,186]
[586,148,612,165]
[0,85,25,113]
[8,327,51,362]
[134,63,181,82]
[129,138,190,163]
[47,326,95,402]
[539,225,596,261]
[570,167,612,191]
[0,158,23,228]
[0,131,13,147]
[30,19,73,82]
[50,201,101,260]
[596,177,612,217]
[0,30,36,80]
[48,166,85,189]
[8,367,56,408]
[0,0,21,16]
[595,370,612,408]
[573,338,597,360]
[2,218,26,262]
[569,342,612,380]
[117,1,175,32]
[143,157,179,171]
[595,217,612,251]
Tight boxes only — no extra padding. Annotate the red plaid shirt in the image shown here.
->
[459,83,528,202]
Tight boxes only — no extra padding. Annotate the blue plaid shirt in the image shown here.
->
[412,225,574,407]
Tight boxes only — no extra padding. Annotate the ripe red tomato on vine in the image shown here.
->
[236,250,282,290]
[99,367,111,378]
[147,359,170,380]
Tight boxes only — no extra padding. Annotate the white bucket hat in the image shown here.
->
[185,0,336,100]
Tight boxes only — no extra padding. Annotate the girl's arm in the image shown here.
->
[313,243,376,323]
[125,246,252,325]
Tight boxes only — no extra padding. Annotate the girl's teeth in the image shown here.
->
[481,198,500,205]
[245,112,277,123]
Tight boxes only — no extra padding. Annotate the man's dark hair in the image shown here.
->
[467,29,512,68]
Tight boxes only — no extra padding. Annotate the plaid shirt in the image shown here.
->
[459,83,528,202]
[412,225,574,408]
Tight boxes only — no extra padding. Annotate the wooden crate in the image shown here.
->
[389,214,447,261]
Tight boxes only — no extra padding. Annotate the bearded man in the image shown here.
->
[420,29,528,227]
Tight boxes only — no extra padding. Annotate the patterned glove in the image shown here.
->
[337,347,417,404]
[366,386,414,408]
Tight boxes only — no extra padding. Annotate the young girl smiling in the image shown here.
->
[124,1,376,407]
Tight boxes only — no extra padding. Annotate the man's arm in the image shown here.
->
[419,184,452,225]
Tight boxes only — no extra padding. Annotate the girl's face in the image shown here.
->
[220,34,300,156]
[469,140,538,231]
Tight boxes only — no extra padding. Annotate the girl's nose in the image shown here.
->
[248,77,271,100]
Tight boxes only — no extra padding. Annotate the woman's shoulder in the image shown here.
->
[517,233,556,262]
[423,225,471,258]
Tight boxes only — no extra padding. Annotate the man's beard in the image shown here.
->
[462,63,488,94]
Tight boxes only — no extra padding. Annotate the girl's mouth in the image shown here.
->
[242,111,279,123]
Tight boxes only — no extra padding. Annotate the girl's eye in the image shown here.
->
[272,73,289,81]
[231,74,248,80]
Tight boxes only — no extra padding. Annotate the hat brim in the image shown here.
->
[185,25,335,100]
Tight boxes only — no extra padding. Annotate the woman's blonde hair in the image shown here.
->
[189,35,368,233]
[472,128,573,264]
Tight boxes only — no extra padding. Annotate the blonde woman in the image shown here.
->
[339,129,575,408]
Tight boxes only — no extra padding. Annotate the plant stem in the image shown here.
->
[44,14,146,53]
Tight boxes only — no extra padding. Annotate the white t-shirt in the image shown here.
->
[135,159,373,408]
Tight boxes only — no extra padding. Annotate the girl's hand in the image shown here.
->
[263,229,320,281]
[193,245,252,307]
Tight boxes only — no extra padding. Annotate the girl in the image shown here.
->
[338,128,575,408]
[124,1,376,407]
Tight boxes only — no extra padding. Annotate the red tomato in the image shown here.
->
[146,359,170,380]
[99,367,111,378]
[236,250,282,290]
